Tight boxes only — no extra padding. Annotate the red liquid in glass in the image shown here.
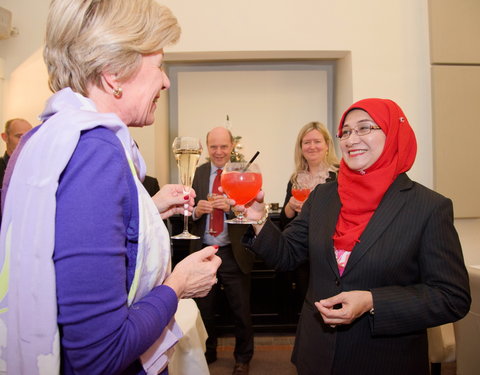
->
[221,172,262,205]
[291,188,310,202]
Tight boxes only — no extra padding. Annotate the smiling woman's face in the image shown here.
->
[117,51,170,127]
[301,129,328,166]
[340,109,386,172]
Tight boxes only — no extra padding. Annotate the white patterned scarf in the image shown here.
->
[0,88,181,375]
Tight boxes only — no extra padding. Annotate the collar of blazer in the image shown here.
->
[307,182,342,277]
[337,173,414,277]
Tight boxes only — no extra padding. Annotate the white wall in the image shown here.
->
[0,0,48,125]
[0,0,432,186]
[455,218,480,266]
[161,0,433,188]
[2,48,50,124]
[176,68,330,205]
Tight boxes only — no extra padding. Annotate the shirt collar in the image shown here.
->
[210,163,223,175]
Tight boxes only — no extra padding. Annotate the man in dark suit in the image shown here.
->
[132,140,160,197]
[142,175,160,196]
[190,127,255,375]
[0,118,32,223]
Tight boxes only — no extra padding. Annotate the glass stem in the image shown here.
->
[183,202,189,232]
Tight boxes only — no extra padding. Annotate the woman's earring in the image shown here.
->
[113,87,123,98]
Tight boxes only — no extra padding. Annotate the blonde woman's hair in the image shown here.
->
[292,121,339,180]
[44,0,181,96]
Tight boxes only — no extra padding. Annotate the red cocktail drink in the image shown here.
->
[221,161,262,224]
[291,188,310,202]
[221,171,262,205]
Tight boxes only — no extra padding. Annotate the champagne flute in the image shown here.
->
[221,162,262,224]
[172,136,202,239]
[291,171,314,202]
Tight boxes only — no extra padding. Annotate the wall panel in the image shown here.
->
[428,0,480,64]
[429,0,480,218]
[432,66,480,217]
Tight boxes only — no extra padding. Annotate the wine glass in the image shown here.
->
[207,193,219,235]
[172,136,202,239]
[291,171,314,202]
[221,162,262,224]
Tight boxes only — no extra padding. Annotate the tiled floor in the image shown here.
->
[210,335,457,375]
[209,335,296,375]
[442,362,456,375]
[218,334,295,348]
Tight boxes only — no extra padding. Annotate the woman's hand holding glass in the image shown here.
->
[287,196,304,213]
[286,171,315,216]
[152,184,196,220]
[229,189,267,234]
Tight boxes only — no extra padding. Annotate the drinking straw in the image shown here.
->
[242,151,260,172]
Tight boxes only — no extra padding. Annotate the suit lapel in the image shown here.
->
[198,163,211,201]
[310,183,342,277]
[341,173,414,277]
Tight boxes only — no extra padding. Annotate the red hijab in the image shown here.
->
[333,98,417,252]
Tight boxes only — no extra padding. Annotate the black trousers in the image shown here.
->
[195,244,254,363]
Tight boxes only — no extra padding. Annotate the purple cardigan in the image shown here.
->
[54,126,177,375]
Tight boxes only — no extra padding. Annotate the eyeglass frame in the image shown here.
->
[336,124,382,140]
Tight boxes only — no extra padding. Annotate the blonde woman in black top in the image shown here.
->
[279,121,339,304]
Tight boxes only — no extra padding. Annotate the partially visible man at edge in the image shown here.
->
[0,118,33,187]
[0,118,33,222]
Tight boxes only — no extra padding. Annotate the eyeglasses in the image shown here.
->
[337,124,382,140]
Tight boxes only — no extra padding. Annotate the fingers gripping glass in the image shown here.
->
[291,171,315,202]
[172,136,202,240]
[337,124,382,140]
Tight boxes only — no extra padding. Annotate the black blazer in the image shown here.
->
[0,155,7,187]
[0,153,9,223]
[190,162,255,274]
[142,175,160,197]
[248,173,471,375]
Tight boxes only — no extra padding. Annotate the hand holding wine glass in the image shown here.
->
[291,171,315,204]
[172,136,202,239]
[229,189,267,234]
[152,184,196,220]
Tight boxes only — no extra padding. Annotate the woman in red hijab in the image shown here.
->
[239,98,471,375]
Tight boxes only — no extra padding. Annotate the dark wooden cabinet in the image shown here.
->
[168,213,303,335]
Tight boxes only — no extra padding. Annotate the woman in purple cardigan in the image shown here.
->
[0,1,221,374]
